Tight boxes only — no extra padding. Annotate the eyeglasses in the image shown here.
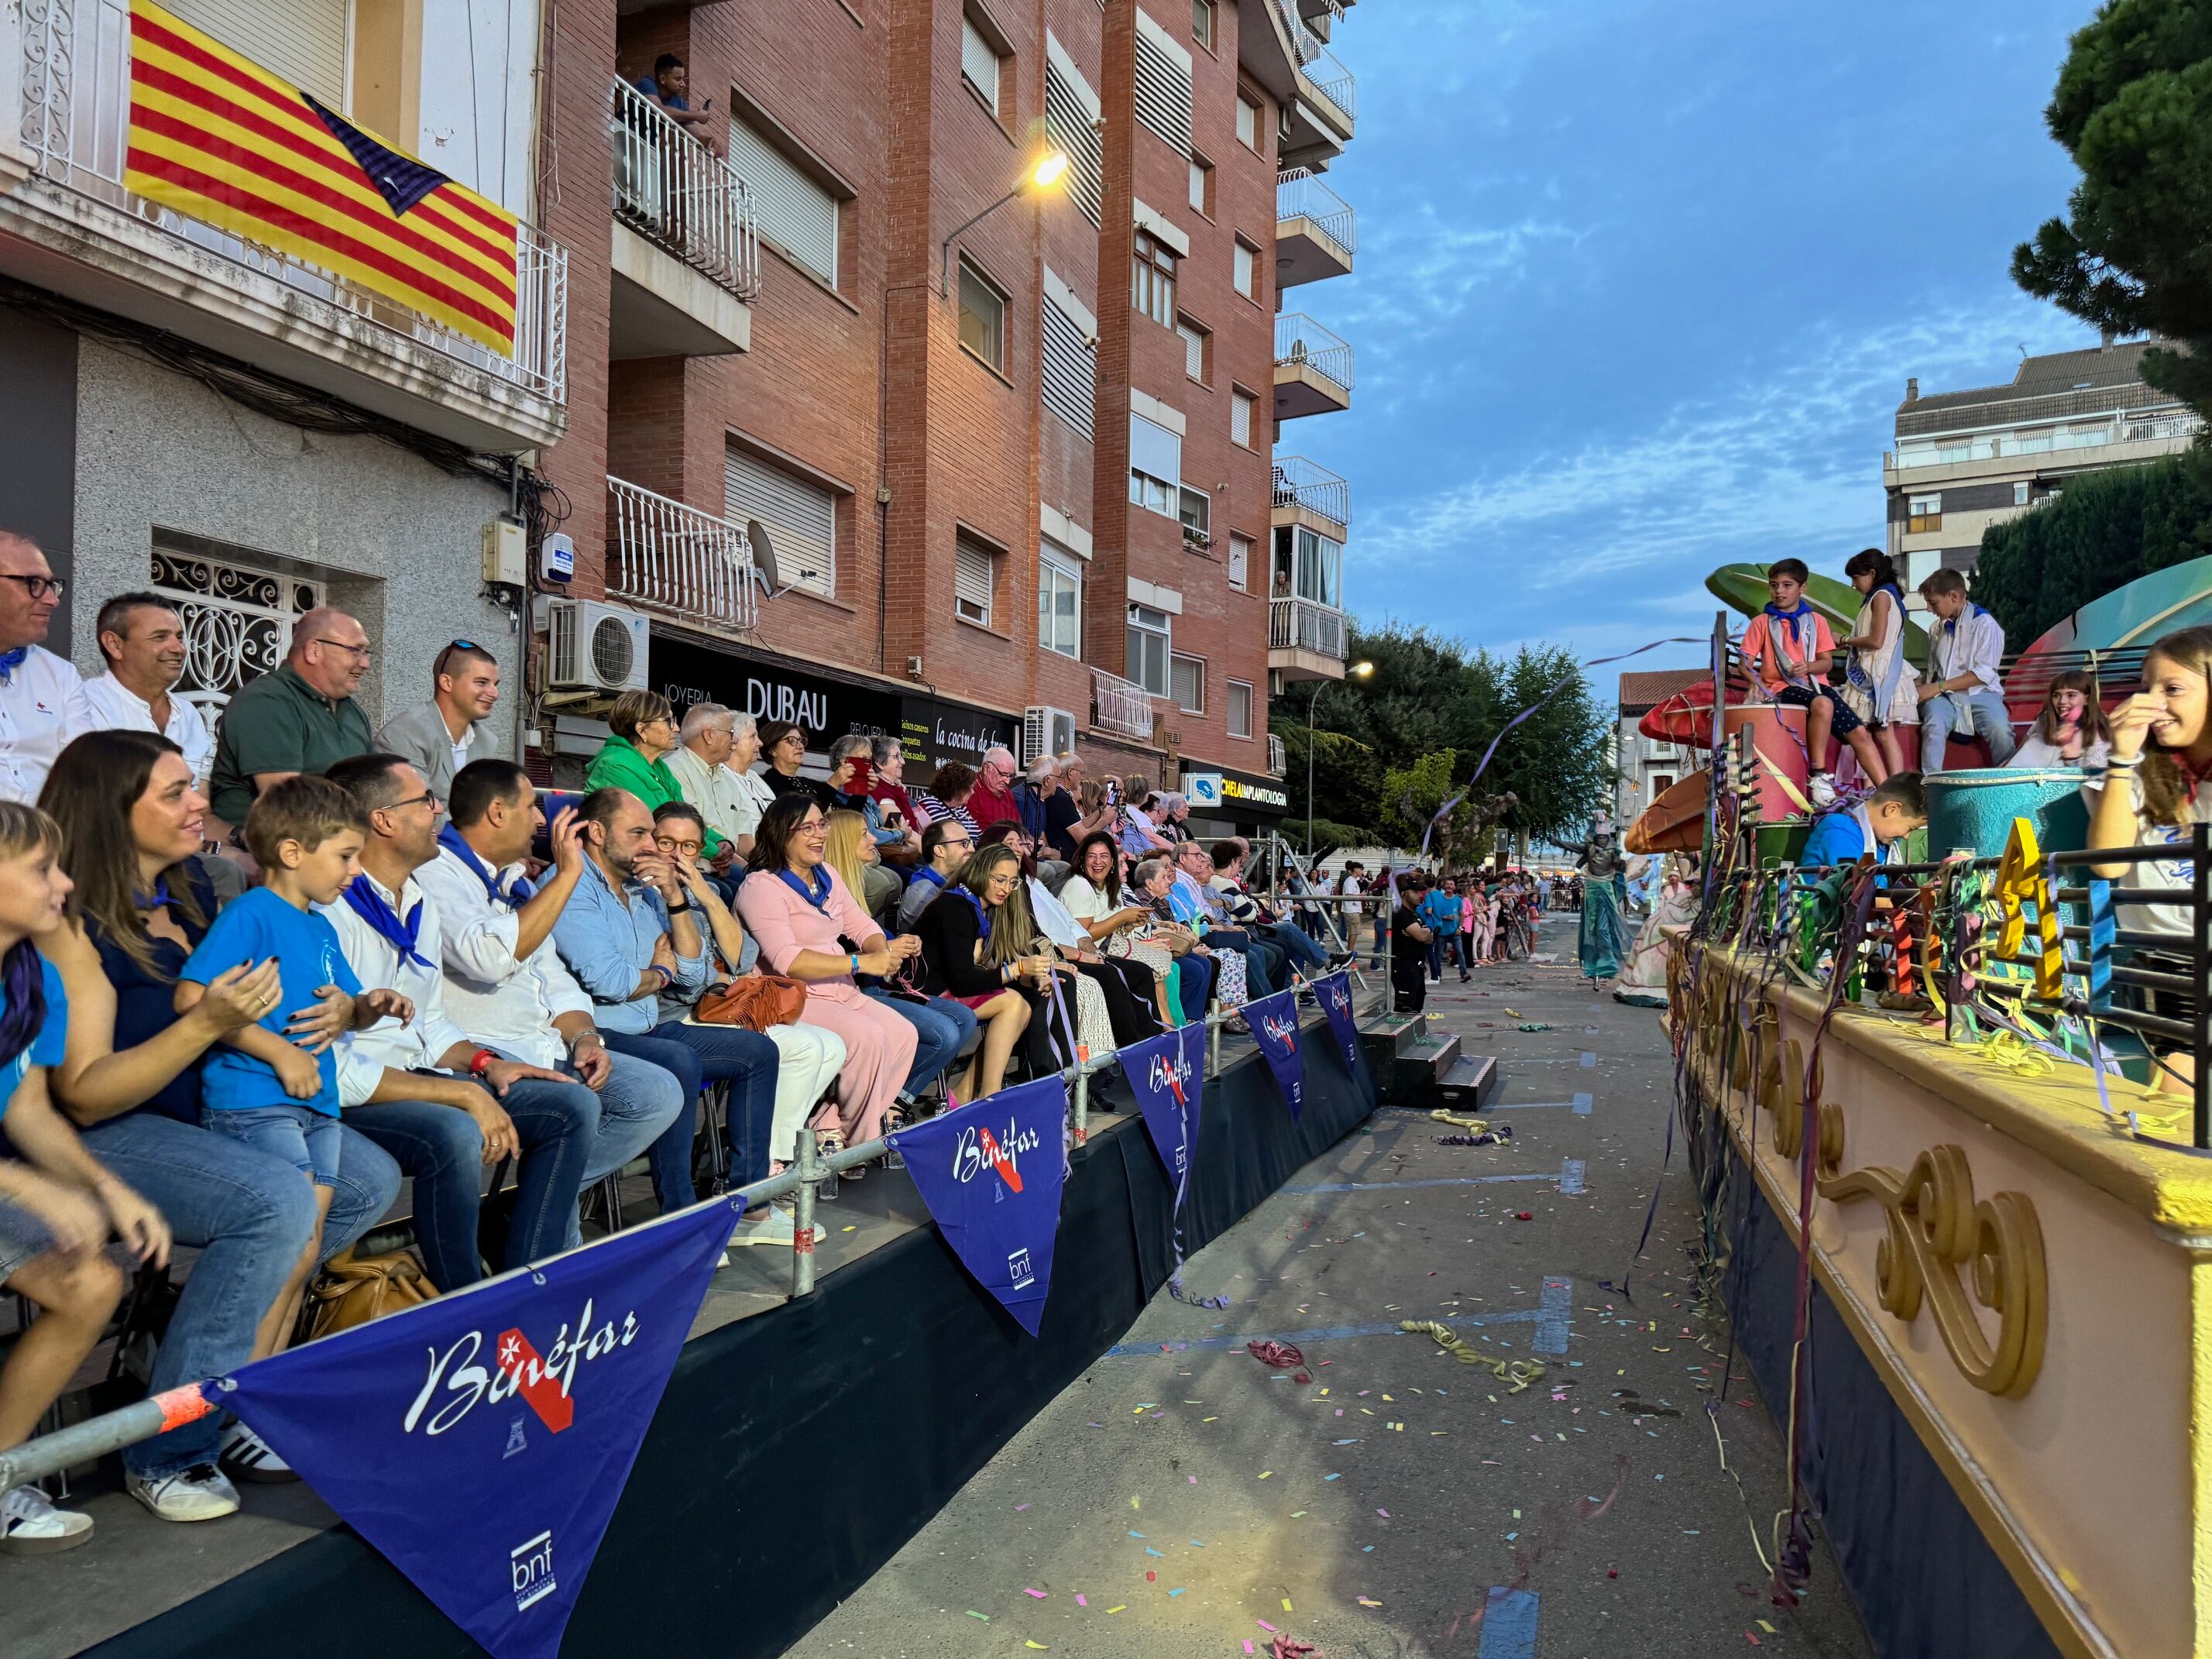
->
[658,837,703,856]
[798,820,827,836]
[384,792,440,814]
[314,637,374,659]
[0,574,64,601]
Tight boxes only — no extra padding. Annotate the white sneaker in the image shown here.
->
[0,1483,94,1554]
[729,1208,798,1248]
[128,1464,241,1523]
[219,1419,297,1485]
[1808,774,1838,808]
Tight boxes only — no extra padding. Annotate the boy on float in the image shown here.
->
[1738,559,1884,809]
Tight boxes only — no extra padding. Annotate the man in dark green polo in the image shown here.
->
[208,606,376,834]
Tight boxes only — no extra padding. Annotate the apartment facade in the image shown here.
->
[1612,668,1704,828]
[1885,338,2202,589]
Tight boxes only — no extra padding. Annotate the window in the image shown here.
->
[1227,679,1253,740]
[959,259,1008,371]
[1188,153,1213,215]
[1228,532,1251,591]
[1231,388,1255,448]
[954,534,996,627]
[1232,237,1257,297]
[1236,92,1261,150]
[171,0,348,106]
[1179,486,1211,541]
[1129,414,1181,517]
[1132,231,1177,328]
[1652,774,1676,796]
[1042,291,1095,438]
[960,13,1003,116]
[1134,12,1195,154]
[1170,651,1205,714]
[1273,524,1342,606]
[2013,480,2031,507]
[729,115,840,287]
[1128,604,1172,696]
[1177,316,1210,383]
[1039,544,1081,658]
[1908,493,1942,534]
[1045,52,1104,227]
[727,445,836,597]
[1192,0,1215,49]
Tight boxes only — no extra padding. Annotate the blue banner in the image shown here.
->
[1314,970,1362,1079]
[888,1077,1070,1336]
[1240,988,1307,1121]
[218,1197,740,1659]
[1117,1023,1207,1184]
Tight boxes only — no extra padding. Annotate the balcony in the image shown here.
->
[607,77,756,359]
[1239,0,1356,170]
[1271,455,1349,535]
[7,0,567,452]
[1091,666,1156,742]
[606,476,757,633]
[1269,596,1348,682]
[1276,169,1354,286]
[1274,314,1352,420]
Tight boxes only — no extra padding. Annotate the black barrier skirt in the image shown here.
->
[87,1025,1375,1659]
[1719,1137,2062,1659]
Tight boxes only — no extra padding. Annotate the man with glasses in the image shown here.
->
[661,702,750,879]
[0,531,94,802]
[898,816,974,931]
[967,744,1021,838]
[208,606,374,833]
[377,640,501,809]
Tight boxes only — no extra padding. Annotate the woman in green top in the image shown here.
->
[584,690,729,859]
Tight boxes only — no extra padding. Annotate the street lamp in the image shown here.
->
[939,150,1071,296]
[1306,658,1373,856]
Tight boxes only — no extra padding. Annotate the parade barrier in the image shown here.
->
[8,979,1376,1659]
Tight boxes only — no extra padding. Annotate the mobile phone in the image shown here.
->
[847,756,873,788]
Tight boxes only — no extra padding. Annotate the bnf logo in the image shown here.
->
[1006,1247,1036,1290]
[510,1530,556,1613]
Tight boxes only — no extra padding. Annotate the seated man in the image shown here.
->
[375,640,500,811]
[898,816,973,932]
[1170,840,1286,998]
[414,760,685,1249]
[553,788,791,1245]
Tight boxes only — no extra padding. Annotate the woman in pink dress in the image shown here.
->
[734,795,920,1155]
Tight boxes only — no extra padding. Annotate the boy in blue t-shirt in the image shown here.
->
[1798,772,1928,871]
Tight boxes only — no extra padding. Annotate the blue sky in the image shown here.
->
[1315,0,2104,674]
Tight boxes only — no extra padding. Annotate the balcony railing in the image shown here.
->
[609,77,761,302]
[1276,168,1356,259]
[1091,667,1156,741]
[18,0,568,406]
[1304,43,1357,122]
[1271,596,1348,661]
[1276,314,1354,395]
[606,476,757,632]
[1887,408,2204,471]
[1271,455,1350,531]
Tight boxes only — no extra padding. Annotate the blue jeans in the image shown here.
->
[1175,952,1216,1022]
[79,1112,401,1480]
[565,1049,686,1248]
[204,1103,342,1184]
[1211,928,1284,998]
[601,1023,780,1196]
[866,988,977,1094]
[1920,688,2017,771]
[345,1079,596,1291]
[1262,920,1330,974]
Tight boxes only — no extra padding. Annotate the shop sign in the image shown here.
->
[650,633,900,744]
[1221,775,1289,810]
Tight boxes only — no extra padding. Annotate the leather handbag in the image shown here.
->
[300,1246,438,1342]
[692,973,809,1032]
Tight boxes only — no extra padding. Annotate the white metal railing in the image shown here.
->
[1276,167,1355,258]
[1276,313,1354,395]
[1886,407,2203,472]
[1271,596,1348,660]
[1271,455,1350,529]
[606,476,757,631]
[16,0,568,406]
[1091,666,1155,740]
[609,77,760,302]
[1303,43,1356,122]
[1268,732,1287,776]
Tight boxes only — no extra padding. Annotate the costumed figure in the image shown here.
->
[1615,855,1700,1007]
[1575,813,1630,984]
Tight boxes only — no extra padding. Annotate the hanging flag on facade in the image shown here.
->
[1240,988,1307,1121]
[123,0,522,354]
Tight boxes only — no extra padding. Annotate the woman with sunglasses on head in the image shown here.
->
[584,690,732,865]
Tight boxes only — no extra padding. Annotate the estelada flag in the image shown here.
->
[123,0,521,356]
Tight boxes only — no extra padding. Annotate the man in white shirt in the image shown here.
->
[661,701,750,874]
[376,640,500,809]
[1916,568,2017,771]
[81,592,217,792]
[410,756,684,1248]
[0,531,95,802]
[726,712,777,854]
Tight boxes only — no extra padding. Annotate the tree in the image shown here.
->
[1379,749,1517,871]
[2011,2,2212,421]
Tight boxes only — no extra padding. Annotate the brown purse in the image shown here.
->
[298,1245,438,1342]
[692,973,809,1032]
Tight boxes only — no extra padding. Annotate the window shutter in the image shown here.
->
[1045,60,1104,228]
[1233,240,1255,294]
[1228,680,1252,739]
[1132,13,1194,156]
[1236,94,1259,149]
[726,446,836,596]
[1130,414,1181,486]
[1228,534,1250,589]
[729,118,839,285]
[168,0,349,105]
[1170,652,1204,714]
[960,15,1000,109]
[1231,390,1253,447]
[954,538,995,625]
[1179,321,1206,382]
[1042,294,1095,438]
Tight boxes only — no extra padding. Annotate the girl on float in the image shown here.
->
[2012,670,2113,772]
[1839,547,1917,781]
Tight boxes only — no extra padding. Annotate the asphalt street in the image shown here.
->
[788,912,1875,1659]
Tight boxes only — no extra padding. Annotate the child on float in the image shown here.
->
[1796,771,1928,871]
[1917,568,2018,771]
[1838,547,1918,779]
[1738,558,1886,811]
[2011,670,2112,772]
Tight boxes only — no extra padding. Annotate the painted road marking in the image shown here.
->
[1477,1587,1540,1658]
[1104,1279,1573,1360]
[1489,1092,1593,1115]
[1580,1050,1597,1067]
[1559,1158,1585,1195]
[1284,1157,1582,1196]
[1534,1276,1573,1354]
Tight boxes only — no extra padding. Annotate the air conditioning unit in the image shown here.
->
[1023,706,1077,764]
[545,599,649,692]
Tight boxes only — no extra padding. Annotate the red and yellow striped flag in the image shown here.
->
[123,0,520,356]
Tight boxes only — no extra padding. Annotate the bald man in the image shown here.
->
[0,531,94,802]
[208,605,375,831]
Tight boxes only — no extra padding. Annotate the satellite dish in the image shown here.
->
[747,519,781,590]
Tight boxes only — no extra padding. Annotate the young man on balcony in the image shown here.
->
[634,54,723,156]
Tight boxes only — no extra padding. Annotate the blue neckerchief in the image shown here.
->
[778,865,833,911]
[133,877,170,912]
[1762,599,1812,622]
[955,885,993,944]
[912,866,949,892]
[438,823,533,908]
[0,647,28,686]
[343,878,430,967]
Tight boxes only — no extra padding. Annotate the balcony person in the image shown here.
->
[634,53,723,156]
[586,689,731,864]
[206,606,373,836]
[0,532,94,805]
[81,592,215,795]
[376,640,501,810]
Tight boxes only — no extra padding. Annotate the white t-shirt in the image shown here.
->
[1061,875,1111,924]
[2081,767,2212,939]
[2012,733,2111,773]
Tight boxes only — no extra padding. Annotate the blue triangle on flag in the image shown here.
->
[303,93,452,216]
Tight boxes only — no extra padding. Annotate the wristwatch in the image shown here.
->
[668,898,693,914]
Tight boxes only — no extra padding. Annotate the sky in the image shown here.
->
[1314,0,2106,676]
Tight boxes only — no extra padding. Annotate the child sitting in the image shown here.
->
[1798,771,1928,870]
[1739,558,1884,809]
[1916,569,2018,771]
[2011,669,2111,773]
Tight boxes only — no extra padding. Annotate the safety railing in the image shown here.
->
[1091,666,1156,740]
[1303,43,1357,123]
[1276,313,1354,395]
[608,76,761,302]
[17,0,568,404]
[1271,596,1348,660]
[1270,455,1350,530]
[1276,168,1356,259]
[606,476,757,632]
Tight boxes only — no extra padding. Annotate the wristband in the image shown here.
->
[667,899,692,914]
[469,1049,496,1078]
[2107,750,2144,769]
[644,963,674,986]
[848,952,861,977]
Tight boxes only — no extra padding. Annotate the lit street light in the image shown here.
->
[939,151,1071,295]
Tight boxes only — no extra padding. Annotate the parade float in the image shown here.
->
[1642,558,2212,1659]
